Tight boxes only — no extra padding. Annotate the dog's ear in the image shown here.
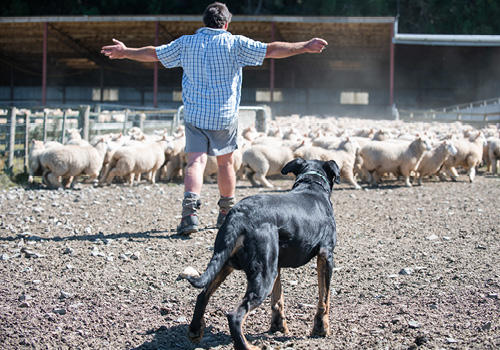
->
[323,160,341,184]
[281,158,307,176]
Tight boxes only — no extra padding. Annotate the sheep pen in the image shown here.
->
[0,115,499,350]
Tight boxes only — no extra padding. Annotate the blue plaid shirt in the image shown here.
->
[156,27,267,130]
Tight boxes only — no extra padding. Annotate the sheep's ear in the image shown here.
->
[281,158,306,176]
[323,160,341,185]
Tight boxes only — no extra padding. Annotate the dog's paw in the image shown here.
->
[187,319,205,343]
[311,321,330,337]
[269,320,289,334]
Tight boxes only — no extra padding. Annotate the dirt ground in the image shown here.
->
[0,173,499,350]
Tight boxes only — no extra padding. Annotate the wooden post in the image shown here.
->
[42,110,48,142]
[24,111,31,173]
[78,105,90,141]
[61,109,67,143]
[7,107,17,171]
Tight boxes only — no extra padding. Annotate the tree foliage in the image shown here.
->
[2,0,499,34]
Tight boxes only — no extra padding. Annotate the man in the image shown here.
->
[101,2,328,235]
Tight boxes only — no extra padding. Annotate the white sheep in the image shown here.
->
[360,136,432,187]
[487,137,500,174]
[416,140,457,185]
[65,128,90,146]
[103,140,169,186]
[241,145,294,188]
[161,135,186,182]
[441,132,486,182]
[40,139,107,189]
[28,140,63,184]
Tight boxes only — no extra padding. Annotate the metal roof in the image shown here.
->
[0,15,395,75]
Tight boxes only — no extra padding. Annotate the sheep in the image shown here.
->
[65,128,90,146]
[203,149,243,183]
[40,139,107,189]
[441,132,486,182]
[487,137,500,174]
[240,145,294,188]
[294,138,362,189]
[161,135,186,182]
[28,140,63,183]
[416,140,458,185]
[103,140,170,186]
[360,136,432,187]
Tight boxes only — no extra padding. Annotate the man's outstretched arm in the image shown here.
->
[265,38,328,59]
[101,39,159,62]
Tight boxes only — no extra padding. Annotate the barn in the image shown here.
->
[0,15,499,116]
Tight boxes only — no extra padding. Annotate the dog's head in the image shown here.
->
[281,158,340,191]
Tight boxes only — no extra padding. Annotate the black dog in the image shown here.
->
[182,158,340,350]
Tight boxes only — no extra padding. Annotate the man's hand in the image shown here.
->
[101,39,128,60]
[304,38,328,54]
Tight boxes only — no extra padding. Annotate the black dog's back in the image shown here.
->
[184,158,341,350]
[186,158,339,289]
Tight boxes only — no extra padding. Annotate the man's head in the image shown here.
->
[203,2,232,29]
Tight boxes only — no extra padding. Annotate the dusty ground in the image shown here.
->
[0,173,499,350]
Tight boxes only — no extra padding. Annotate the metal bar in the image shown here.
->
[42,110,48,142]
[270,22,275,103]
[24,111,30,172]
[42,22,48,106]
[0,15,396,24]
[61,109,67,143]
[389,20,395,106]
[100,68,104,103]
[153,21,159,108]
[7,107,17,170]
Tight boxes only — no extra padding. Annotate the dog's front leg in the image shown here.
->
[188,265,233,343]
[311,249,333,337]
[269,269,289,334]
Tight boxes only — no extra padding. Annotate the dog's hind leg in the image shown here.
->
[228,265,278,350]
[311,248,333,337]
[188,264,233,343]
[269,269,289,334]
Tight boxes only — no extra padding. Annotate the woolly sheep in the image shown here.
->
[241,144,294,188]
[360,136,432,187]
[441,132,486,182]
[40,139,107,189]
[487,137,500,174]
[103,140,169,186]
[28,140,63,183]
[65,128,90,146]
[416,140,457,185]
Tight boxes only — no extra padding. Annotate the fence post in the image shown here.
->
[255,108,268,133]
[42,109,48,142]
[61,109,67,143]
[78,105,90,142]
[24,111,31,173]
[133,112,145,130]
[122,109,129,134]
[7,107,17,171]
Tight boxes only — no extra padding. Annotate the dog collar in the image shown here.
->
[294,171,331,192]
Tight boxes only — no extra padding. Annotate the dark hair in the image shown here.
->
[203,2,232,28]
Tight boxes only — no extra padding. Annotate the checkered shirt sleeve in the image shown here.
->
[156,39,182,68]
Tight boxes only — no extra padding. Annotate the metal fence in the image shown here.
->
[0,104,271,174]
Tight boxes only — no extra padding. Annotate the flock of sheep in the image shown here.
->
[28,115,500,190]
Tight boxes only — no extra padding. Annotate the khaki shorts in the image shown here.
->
[184,122,238,156]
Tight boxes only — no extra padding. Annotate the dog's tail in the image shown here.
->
[184,212,243,289]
